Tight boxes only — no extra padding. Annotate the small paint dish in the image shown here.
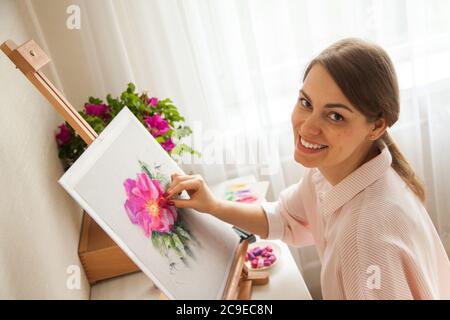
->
[244,241,281,271]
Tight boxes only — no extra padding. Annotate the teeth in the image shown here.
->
[300,137,326,150]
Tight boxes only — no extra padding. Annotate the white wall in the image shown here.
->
[0,0,90,299]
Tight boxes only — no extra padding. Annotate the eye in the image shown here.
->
[329,112,344,122]
[298,97,312,109]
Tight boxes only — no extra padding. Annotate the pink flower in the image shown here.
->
[55,123,72,145]
[123,173,177,235]
[143,114,170,137]
[84,103,111,120]
[161,138,176,152]
[147,97,159,107]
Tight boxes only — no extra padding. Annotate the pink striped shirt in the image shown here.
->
[261,141,450,299]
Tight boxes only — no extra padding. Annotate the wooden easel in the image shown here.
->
[1,39,269,299]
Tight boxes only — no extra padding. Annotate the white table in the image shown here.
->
[90,239,311,300]
[250,239,311,300]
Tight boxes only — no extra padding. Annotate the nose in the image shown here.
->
[301,113,322,136]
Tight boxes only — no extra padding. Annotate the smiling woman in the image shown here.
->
[294,39,425,200]
[292,50,384,187]
[167,38,450,300]
[262,38,450,299]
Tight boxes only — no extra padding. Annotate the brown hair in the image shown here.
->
[303,38,426,203]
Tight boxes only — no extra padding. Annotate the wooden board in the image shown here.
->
[79,213,139,284]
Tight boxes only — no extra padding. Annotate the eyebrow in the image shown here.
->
[300,89,354,113]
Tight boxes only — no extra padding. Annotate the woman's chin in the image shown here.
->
[294,152,319,168]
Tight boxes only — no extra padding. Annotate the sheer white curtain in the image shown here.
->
[28,0,450,298]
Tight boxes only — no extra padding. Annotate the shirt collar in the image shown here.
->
[319,140,392,219]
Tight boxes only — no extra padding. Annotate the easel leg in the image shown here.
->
[237,280,253,300]
[237,270,269,300]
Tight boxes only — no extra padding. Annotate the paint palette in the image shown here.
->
[224,181,269,204]
[224,183,258,203]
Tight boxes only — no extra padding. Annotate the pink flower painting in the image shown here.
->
[123,161,194,259]
[124,173,177,235]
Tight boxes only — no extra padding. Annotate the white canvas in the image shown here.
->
[59,107,240,300]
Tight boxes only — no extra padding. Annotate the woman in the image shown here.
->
[165,38,450,299]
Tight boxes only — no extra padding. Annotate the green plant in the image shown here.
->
[55,83,200,170]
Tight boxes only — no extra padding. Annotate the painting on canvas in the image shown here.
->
[59,107,240,300]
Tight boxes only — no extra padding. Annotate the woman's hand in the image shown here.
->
[166,172,269,238]
[166,173,221,214]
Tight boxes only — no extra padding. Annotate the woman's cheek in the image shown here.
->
[291,112,304,130]
[327,128,351,151]
[291,109,298,127]
[337,127,353,139]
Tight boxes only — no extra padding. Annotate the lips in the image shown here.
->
[299,135,327,148]
[296,135,328,154]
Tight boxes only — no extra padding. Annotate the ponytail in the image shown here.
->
[381,132,426,203]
